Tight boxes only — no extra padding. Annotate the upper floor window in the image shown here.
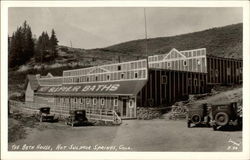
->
[134,72,138,78]
[167,62,171,68]
[197,59,201,65]
[183,60,187,66]
[107,74,110,81]
[118,65,121,71]
[121,73,125,79]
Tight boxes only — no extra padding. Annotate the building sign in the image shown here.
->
[38,84,120,93]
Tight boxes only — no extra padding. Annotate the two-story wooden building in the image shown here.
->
[25,48,242,119]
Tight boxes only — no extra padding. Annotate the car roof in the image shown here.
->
[210,101,237,106]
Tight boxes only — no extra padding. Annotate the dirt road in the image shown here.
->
[8,119,242,152]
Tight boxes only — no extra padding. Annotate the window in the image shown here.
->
[86,98,90,104]
[121,73,125,79]
[134,72,138,78]
[86,77,89,82]
[129,100,133,108]
[114,98,118,106]
[167,62,171,68]
[107,74,110,81]
[161,75,167,84]
[239,67,242,74]
[118,65,121,71]
[95,76,98,81]
[215,69,219,77]
[197,59,201,65]
[101,98,105,106]
[80,98,84,104]
[93,98,97,105]
[183,60,187,66]
[194,79,198,86]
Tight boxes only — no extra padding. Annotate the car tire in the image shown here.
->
[213,125,217,131]
[191,114,201,124]
[187,121,191,128]
[215,112,229,126]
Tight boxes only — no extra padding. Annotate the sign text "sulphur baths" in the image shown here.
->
[47,84,120,93]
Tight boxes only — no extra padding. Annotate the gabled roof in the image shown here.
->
[25,75,40,91]
[163,48,186,60]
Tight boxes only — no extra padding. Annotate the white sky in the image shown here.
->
[8,7,242,49]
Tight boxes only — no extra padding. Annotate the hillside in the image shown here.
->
[9,23,243,96]
[18,23,243,72]
[104,23,243,59]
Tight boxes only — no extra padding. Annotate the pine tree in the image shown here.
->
[49,29,58,61]
[8,21,35,68]
[35,31,50,63]
[22,22,34,61]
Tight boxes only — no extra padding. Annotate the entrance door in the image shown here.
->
[122,99,127,117]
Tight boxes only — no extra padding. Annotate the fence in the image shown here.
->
[9,100,122,124]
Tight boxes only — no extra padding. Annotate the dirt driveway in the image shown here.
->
[8,118,242,152]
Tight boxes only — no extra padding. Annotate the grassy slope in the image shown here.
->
[104,23,242,59]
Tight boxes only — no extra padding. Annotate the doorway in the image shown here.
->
[122,99,127,117]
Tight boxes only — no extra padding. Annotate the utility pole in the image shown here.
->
[144,8,148,58]
[144,8,149,71]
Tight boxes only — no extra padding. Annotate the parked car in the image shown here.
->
[210,102,242,130]
[36,107,58,122]
[187,103,211,128]
[66,110,92,127]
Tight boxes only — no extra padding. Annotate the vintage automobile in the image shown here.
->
[66,110,92,127]
[187,103,211,128]
[36,107,57,122]
[210,102,242,130]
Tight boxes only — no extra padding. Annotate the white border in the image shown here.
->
[1,1,250,160]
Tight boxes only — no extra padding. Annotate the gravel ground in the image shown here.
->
[8,119,242,152]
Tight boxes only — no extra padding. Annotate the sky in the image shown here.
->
[8,7,242,49]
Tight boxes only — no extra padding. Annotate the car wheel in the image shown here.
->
[215,112,229,126]
[213,125,217,131]
[191,114,201,124]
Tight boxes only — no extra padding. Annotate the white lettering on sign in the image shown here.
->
[46,84,120,93]
[110,84,120,91]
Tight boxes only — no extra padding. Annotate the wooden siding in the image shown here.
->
[62,59,148,84]
[148,48,207,73]
[34,95,137,119]
[207,56,242,85]
[137,69,207,107]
